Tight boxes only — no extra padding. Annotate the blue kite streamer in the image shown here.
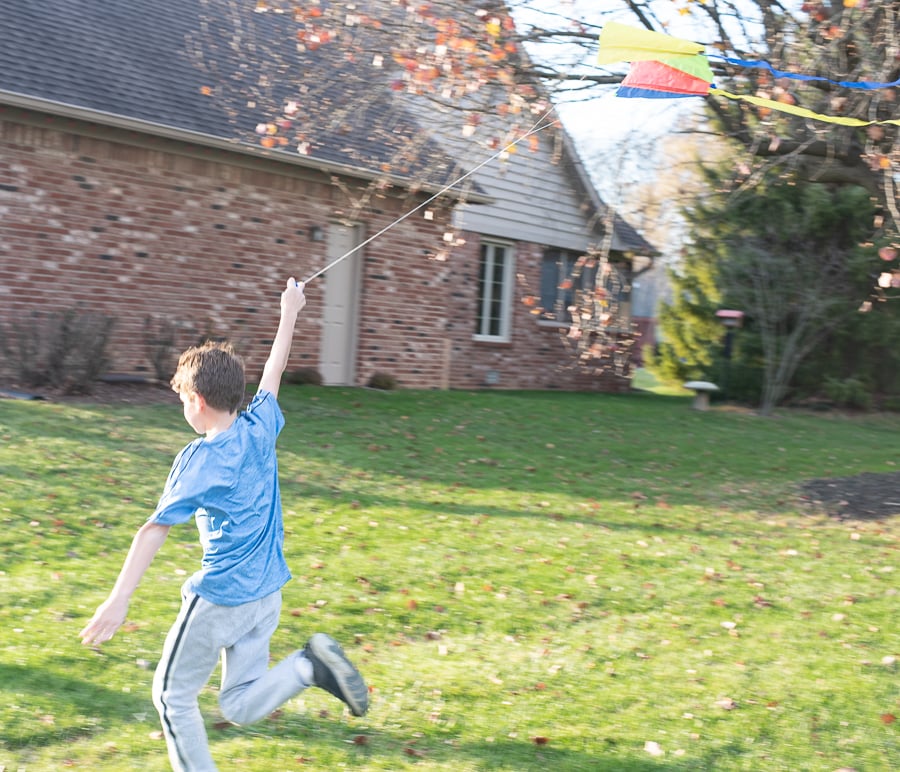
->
[712,55,900,90]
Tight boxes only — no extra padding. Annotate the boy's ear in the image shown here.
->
[189,391,207,410]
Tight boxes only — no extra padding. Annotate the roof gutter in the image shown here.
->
[0,90,492,204]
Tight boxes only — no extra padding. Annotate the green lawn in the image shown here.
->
[1,387,898,770]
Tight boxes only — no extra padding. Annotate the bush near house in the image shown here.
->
[1,308,115,394]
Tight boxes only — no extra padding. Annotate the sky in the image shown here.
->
[557,94,700,199]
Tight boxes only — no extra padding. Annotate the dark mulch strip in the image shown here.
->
[800,471,900,520]
[1,380,179,406]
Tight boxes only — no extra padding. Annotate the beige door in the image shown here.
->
[319,223,362,385]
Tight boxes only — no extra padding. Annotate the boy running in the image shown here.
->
[80,278,367,771]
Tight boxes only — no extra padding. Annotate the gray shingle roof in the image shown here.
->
[0,0,460,187]
[2,2,228,134]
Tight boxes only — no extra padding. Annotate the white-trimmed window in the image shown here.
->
[475,240,515,341]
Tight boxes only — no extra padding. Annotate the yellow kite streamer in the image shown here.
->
[710,88,900,127]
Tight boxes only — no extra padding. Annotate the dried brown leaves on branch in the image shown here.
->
[521,248,640,377]
[193,1,562,177]
[191,1,898,300]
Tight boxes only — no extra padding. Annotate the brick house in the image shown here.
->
[0,0,654,391]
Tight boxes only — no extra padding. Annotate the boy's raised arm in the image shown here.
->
[259,278,307,398]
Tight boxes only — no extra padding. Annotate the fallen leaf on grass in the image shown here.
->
[644,740,664,756]
[715,698,738,710]
[881,713,896,724]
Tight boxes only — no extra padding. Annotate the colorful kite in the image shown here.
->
[598,21,900,127]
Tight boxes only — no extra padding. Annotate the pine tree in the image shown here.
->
[651,163,889,413]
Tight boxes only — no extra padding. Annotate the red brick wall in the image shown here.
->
[0,109,454,388]
[351,220,455,388]
[0,108,635,393]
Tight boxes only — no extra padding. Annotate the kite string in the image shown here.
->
[302,108,560,285]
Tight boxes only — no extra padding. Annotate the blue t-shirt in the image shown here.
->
[149,390,291,605]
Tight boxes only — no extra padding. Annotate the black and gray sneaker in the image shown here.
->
[303,633,369,716]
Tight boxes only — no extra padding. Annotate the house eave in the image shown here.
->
[0,90,492,204]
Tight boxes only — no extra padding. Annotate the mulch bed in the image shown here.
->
[0,380,179,406]
[3,380,898,520]
[799,471,900,521]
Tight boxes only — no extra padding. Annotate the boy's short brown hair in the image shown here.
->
[171,341,246,413]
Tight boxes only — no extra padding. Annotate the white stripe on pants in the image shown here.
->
[152,587,307,771]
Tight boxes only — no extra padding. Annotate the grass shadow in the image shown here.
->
[0,661,153,749]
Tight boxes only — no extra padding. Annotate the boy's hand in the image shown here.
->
[282,277,306,317]
[79,596,129,646]
[260,277,307,397]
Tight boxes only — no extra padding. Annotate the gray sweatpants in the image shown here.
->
[151,587,307,772]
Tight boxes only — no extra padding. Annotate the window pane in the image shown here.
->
[476,246,488,334]
[489,247,506,335]
[540,249,577,321]
[476,242,511,339]
[540,251,560,313]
